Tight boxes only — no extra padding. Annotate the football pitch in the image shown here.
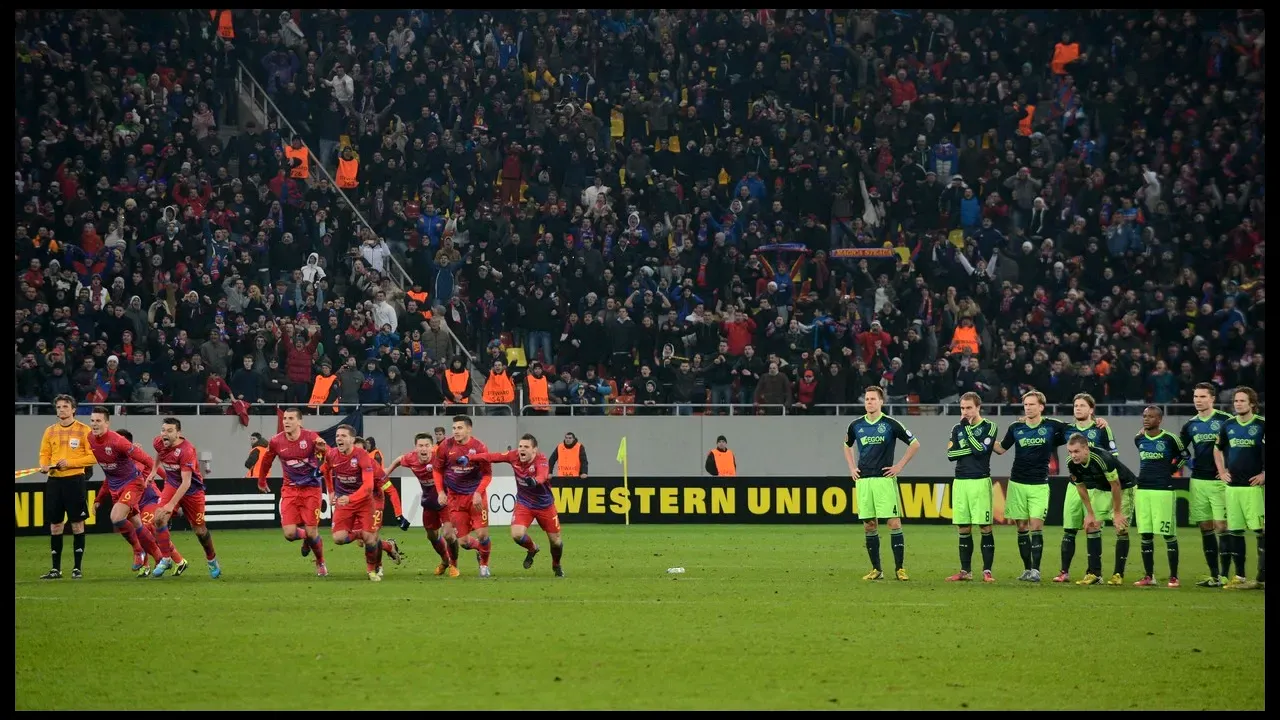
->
[15,525,1264,710]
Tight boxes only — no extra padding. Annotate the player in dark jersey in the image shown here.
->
[1065,435,1137,585]
[842,386,921,581]
[992,391,1072,582]
[1133,406,1185,587]
[1053,393,1119,583]
[1214,386,1265,590]
[945,393,999,582]
[1180,382,1235,586]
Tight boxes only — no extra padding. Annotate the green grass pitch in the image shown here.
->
[14,524,1264,710]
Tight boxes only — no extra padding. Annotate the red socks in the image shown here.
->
[197,531,217,561]
[364,542,382,572]
[310,535,325,563]
[431,538,453,565]
[154,525,184,564]
[515,535,537,552]
[380,540,395,554]
[478,537,491,566]
[551,542,563,568]
[133,524,164,563]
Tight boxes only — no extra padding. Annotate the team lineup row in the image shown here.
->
[841,384,1265,589]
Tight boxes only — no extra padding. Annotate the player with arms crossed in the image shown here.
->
[1064,434,1136,585]
[1054,393,1117,582]
[1132,406,1185,587]
[115,429,187,577]
[991,391,1073,581]
[148,418,221,578]
[432,415,495,577]
[322,426,386,581]
[1182,383,1235,586]
[86,408,167,576]
[478,434,566,577]
[945,392,999,582]
[1214,386,1265,590]
[257,408,328,576]
[843,386,921,581]
[385,434,458,576]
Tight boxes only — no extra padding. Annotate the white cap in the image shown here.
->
[107,355,119,364]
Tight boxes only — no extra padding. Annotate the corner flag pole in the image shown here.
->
[616,436,629,526]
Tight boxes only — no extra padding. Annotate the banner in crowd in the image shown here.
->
[15,476,1193,534]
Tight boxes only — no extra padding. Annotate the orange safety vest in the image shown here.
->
[370,449,384,468]
[555,442,582,477]
[1018,105,1035,137]
[1051,42,1080,75]
[711,448,737,477]
[526,375,550,408]
[482,371,515,404]
[444,368,470,404]
[949,325,980,355]
[284,145,310,179]
[405,290,432,320]
[245,446,270,478]
[308,373,339,413]
[336,157,359,189]
[209,10,235,39]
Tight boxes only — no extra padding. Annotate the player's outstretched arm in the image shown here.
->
[256,444,278,492]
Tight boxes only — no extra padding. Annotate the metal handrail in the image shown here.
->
[233,61,478,388]
[12,401,511,416]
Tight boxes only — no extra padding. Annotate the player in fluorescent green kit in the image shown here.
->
[843,385,921,581]
[1133,406,1185,587]
[1053,392,1118,583]
[945,392,999,582]
[1064,434,1136,585]
[1180,382,1234,586]
[992,390,1072,582]
[1214,386,1265,590]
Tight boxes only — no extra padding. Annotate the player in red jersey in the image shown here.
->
[322,425,386,581]
[385,433,458,576]
[256,407,329,576]
[477,433,566,577]
[86,408,167,576]
[432,415,494,577]
[107,429,187,577]
[349,436,403,577]
[147,418,220,578]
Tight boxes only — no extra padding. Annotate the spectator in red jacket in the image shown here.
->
[856,321,893,366]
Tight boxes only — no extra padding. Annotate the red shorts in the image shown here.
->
[108,481,145,516]
[281,484,323,528]
[447,491,488,536]
[139,501,161,529]
[332,499,374,536]
[421,505,444,532]
[370,504,385,534]
[159,485,207,528]
[513,504,561,534]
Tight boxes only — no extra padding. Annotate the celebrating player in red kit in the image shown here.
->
[108,429,187,577]
[432,415,494,577]
[322,425,385,581]
[385,433,458,576]
[257,408,328,576]
[351,436,403,578]
[147,418,220,579]
[478,434,566,577]
[86,408,167,575]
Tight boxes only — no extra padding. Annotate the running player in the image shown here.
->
[256,408,328,576]
[1181,383,1234,586]
[843,386,921,581]
[945,392,998,582]
[432,415,494,578]
[321,425,383,581]
[86,408,167,575]
[384,433,458,576]
[147,418,221,579]
[115,429,187,577]
[1054,393,1118,582]
[352,437,403,577]
[477,434,566,577]
[1215,386,1265,590]
[1064,434,1136,585]
[1133,406,1185,587]
[991,390,1072,582]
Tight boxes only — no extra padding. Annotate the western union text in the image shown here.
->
[551,483,954,518]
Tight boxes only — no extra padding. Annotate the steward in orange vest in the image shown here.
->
[405,284,432,321]
[948,318,980,356]
[209,9,235,39]
[308,360,340,413]
[705,435,737,476]
[523,362,551,414]
[244,433,270,478]
[284,136,310,180]
[443,356,471,404]
[335,146,359,189]
[549,432,589,478]
[481,360,516,405]
[1050,32,1081,75]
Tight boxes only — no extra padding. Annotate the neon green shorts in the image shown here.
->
[1063,486,1134,529]
[1188,477,1228,524]
[952,478,993,526]
[1135,488,1176,536]
[1005,480,1049,521]
[1226,485,1265,531]
[855,476,900,520]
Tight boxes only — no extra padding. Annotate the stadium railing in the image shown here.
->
[233,61,480,390]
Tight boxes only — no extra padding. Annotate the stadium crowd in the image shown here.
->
[14,9,1266,417]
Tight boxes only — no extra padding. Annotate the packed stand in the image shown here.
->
[16,10,1267,419]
